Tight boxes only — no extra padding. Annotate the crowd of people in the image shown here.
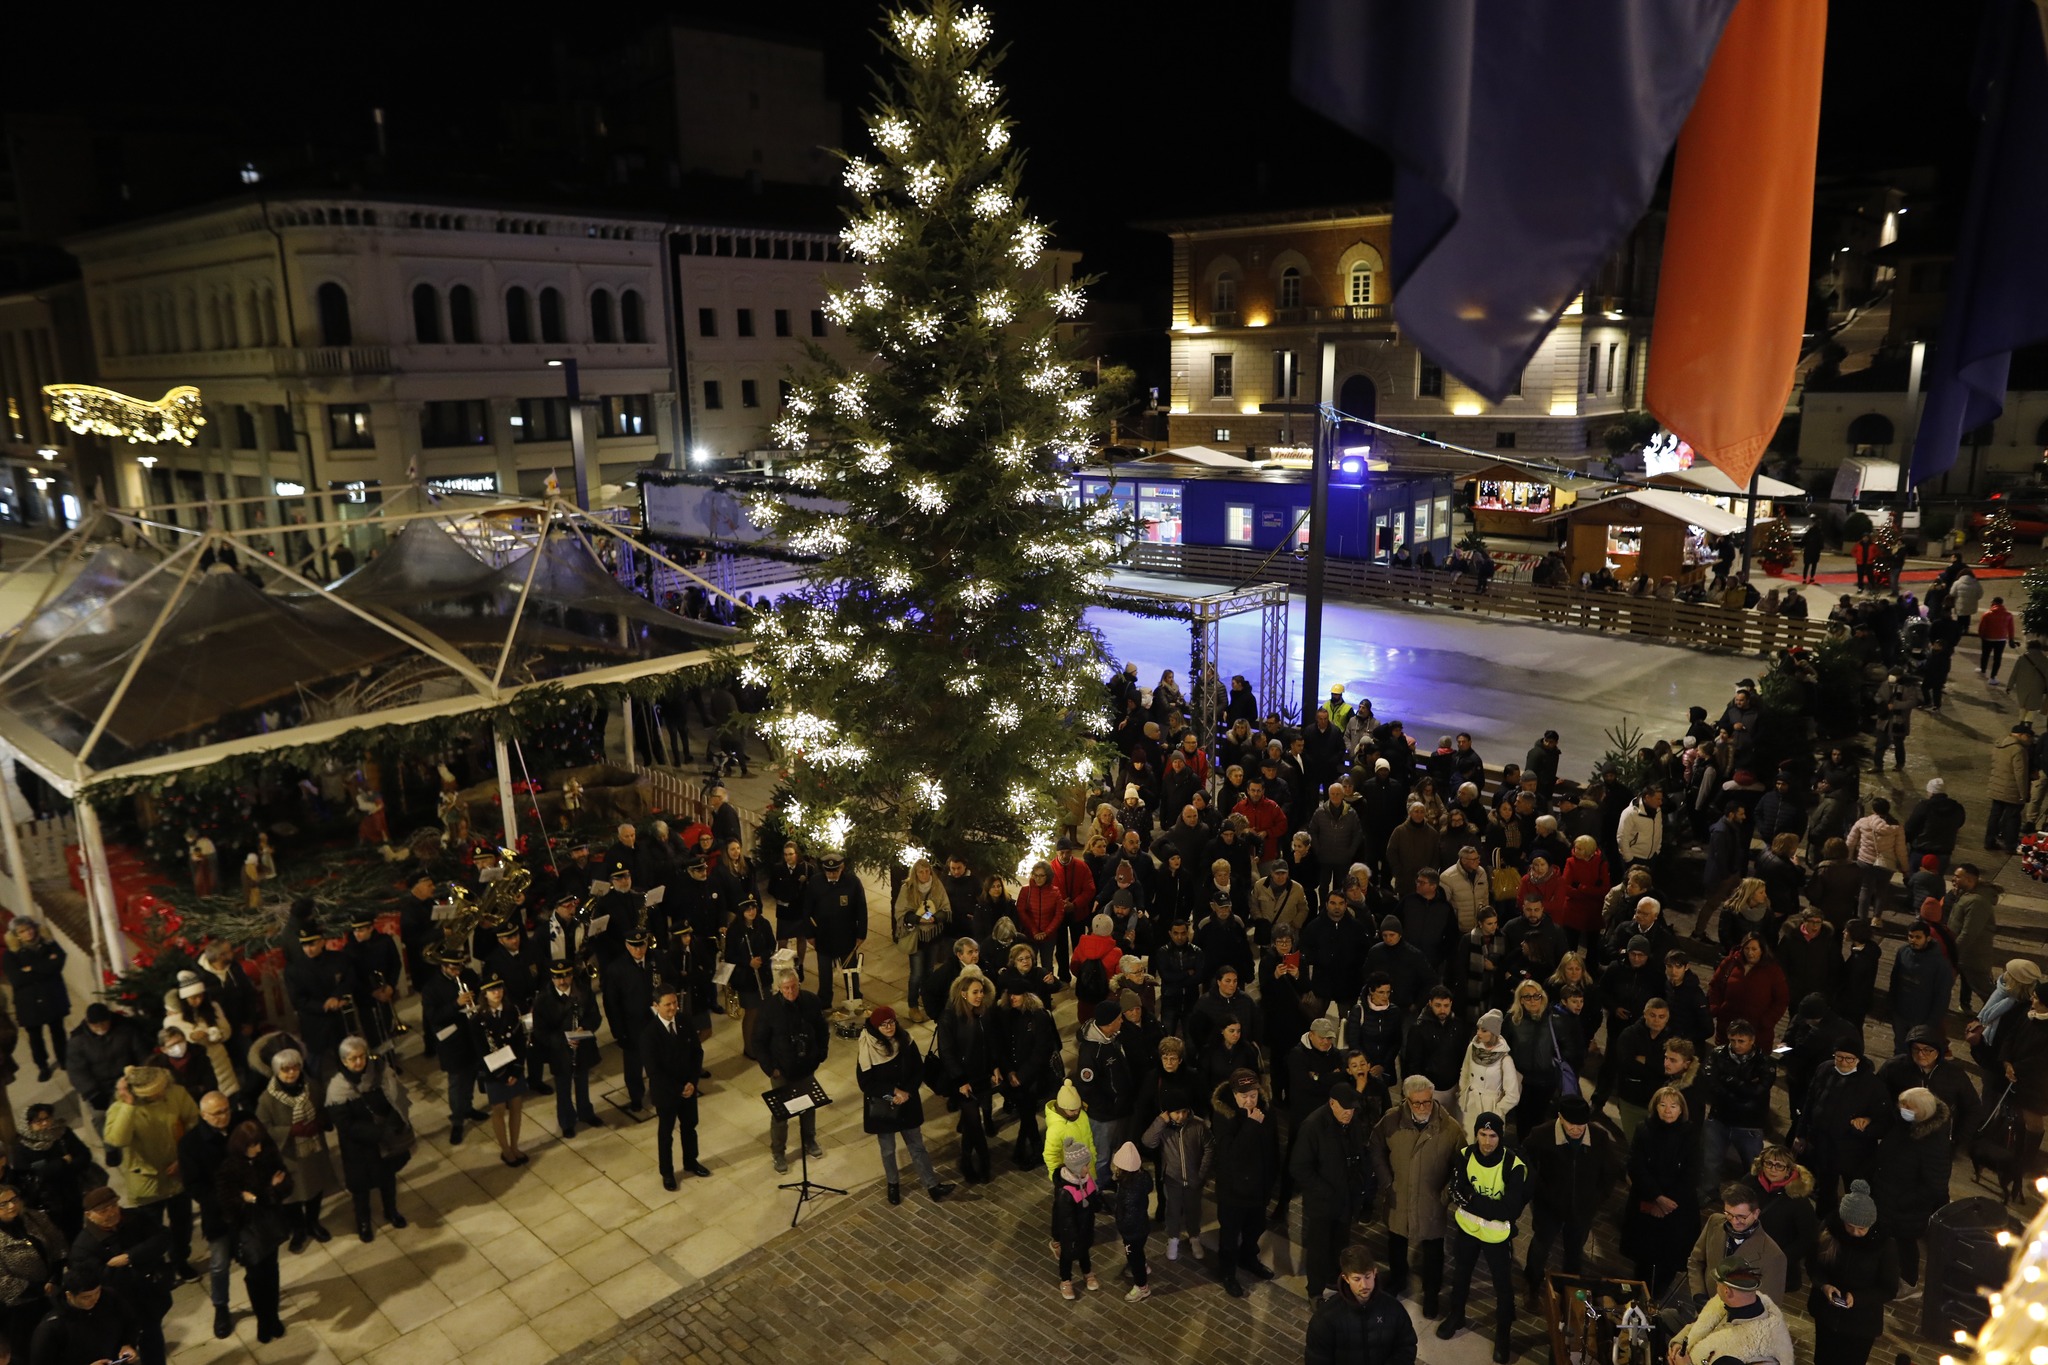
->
[0,626,2033,1363]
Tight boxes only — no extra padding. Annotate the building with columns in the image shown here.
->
[1147,204,1660,465]
[60,193,862,554]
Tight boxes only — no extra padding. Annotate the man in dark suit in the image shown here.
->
[534,963,603,1136]
[602,931,662,1114]
[759,970,830,1174]
[642,988,710,1190]
[419,946,487,1142]
[283,930,357,1082]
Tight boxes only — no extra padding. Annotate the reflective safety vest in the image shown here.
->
[1328,696,1353,730]
[1453,1151,1513,1242]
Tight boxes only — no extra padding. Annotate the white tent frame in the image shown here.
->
[0,491,753,980]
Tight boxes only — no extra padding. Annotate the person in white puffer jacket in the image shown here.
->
[1455,1009,1521,1141]
[1670,1256,1795,1365]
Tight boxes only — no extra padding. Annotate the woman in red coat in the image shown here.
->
[1015,861,1066,975]
[1706,930,1791,1044]
[1558,836,1610,949]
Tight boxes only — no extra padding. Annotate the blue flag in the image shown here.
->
[1292,0,1737,401]
[1910,0,2048,486]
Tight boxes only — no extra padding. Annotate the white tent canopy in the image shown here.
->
[1657,466,1806,499]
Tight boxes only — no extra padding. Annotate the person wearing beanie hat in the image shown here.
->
[1051,1136,1101,1299]
[1043,1079,1097,1188]
[1291,1071,1374,1298]
[1107,1140,1156,1302]
[1799,1038,1890,1223]
[1211,1063,1279,1297]
[1876,1025,1979,1149]
[1522,1088,1619,1289]
[1436,1110,1529,1361]
[854,1005,953,1206]
[1457,1011,1519,1143]
[1980,957,2046,1048]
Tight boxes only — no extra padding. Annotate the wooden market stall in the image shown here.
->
[1463,462,1605,537]
[1536,487,1764,584]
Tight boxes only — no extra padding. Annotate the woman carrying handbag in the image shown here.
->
[853,1006,954,1205]
[216,1119,292,1343]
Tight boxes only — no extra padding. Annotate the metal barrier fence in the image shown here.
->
[633,764,768,853]
[1125,543,1828,655]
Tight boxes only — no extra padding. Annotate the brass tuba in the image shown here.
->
[430,882,484,964]
[477,847,532,926]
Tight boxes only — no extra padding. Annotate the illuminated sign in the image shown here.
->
[428,475,499,494]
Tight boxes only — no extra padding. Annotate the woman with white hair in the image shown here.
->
[324,1036,412,1242]
[254,1048,336,1250]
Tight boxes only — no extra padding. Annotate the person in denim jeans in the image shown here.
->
[892,859,951,1024]
[176,1090,237,1339]
[1699,1021,1773,1201]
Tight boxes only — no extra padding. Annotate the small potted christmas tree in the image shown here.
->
[1756,519,1795,577]
[1982,506,2017,568]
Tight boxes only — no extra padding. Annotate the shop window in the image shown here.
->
[1225,503,1254,544]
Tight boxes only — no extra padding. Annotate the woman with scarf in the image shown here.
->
[9,1106,94,1241]
[852,1005,954,1206]
[215,1119,292,1343]
[971,872,1018,946]
[1708,931,1791,1045]
[163,970,241,1093]
[469,976,531,1167]
[325,1036,411,1243]
[0,1182,62,1356]
[253,1048,336,1250]
[1456,1010,1521,1141]
[892,858,952,1023]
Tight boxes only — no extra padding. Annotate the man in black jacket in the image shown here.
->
[1610,999,1673,1138]
[70,1185,172,1363]
[1795,1042,1894,1218]
[759,972,829,1174]
[534,963,603,1137]
[1401,988,1469,1101]
[1877,1025,1981,1153]
[177,1091,237,1339]
[1291,1081,1375,1298]
[29,1264,142,1365]
[1300,893,1371,1012]
[641,988,710,1190]
[1520,1094,1618,1288]
[1211,1068,1279,1297]
[282,930,357,1083]
[1305,1247,1418,1365]
[802,856,868,1010]
[601,932,663,1114]
[420,948,487,1141]
[1700,1022,1774,1195]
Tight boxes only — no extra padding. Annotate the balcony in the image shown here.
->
[1274,304,1393,326]
[272,345,393,377]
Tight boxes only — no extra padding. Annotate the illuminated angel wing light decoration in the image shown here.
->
[42,384,207,445]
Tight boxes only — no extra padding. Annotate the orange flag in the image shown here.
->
[1647,0,1827,489]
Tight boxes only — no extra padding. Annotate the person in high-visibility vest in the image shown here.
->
[1434,1110,1530,1364]
[1326,686,1354,734]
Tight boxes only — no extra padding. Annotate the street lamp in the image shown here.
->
[1261,339,1338,729]
[546,359,591,510]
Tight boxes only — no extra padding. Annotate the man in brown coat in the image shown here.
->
[1370,1073,1464,1316]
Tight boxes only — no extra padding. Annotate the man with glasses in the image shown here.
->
[1369,1074,1463,1316]
[1685,1183,1787,1306]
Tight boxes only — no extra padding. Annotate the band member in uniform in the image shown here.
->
[602,931,663,1114]
[642,987,711,1190]
[674,852,732,946]
[284,929,358,1082]
[542,842,595,911]
[468,976,531,1166]
[591,866,645,963]
[343,913,405,1055]
[668,922,715,1045]
[721,896,776,1060]
[482,921,552,1096]
[420,946,488,1142]
[535,963,603,1137]
[546,893,592,967]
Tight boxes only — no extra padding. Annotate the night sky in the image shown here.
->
[5,0,1985,360]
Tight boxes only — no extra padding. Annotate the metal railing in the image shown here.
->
[272,345,394,377]
[634,764,767,853]
[1274,304,1394,325]
[1124,543,1829,655]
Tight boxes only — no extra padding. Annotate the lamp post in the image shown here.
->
[547,359,591,510]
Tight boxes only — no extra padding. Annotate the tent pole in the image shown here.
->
[490,519,551,690]
[580,517,752,613]
[0,534,206,689]
[74,801,128,975]
[74,534,210,772]
[0,513,100,677]
[0,763,29,918]
[622,699,637,767]
[494,729,519,849]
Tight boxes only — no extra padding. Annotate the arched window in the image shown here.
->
[316,282,352,346]
[1279,267,1301,309]
[589,289,615,343]
[1348,263,1373,307]
[620,289,645,343]
[449,285,477,343]
[1213,272,1237,315]
[505,287,532,344]
[412,283,442,343]
[538,287,564,343]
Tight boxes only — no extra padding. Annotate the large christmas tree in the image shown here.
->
[743,1,1124,875]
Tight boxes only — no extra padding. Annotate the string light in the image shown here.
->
[856,657,887,680]
[899,845,930,867]
[747,496,784,527]
[904,478,948,514]
[979,290,1013,325]
[933,389,966,426]
[990,700,1021,730]
[770,416,808,449]
[44,383,205,445]
[832,376,868,418]
[843,160,883,195]
[952,5,992,46]
[1050,284,1087,317]
[914,776,945,807]
[959,580,999,608]
[905,309,944,343]
[843,213,903,261]
[905,161,947,205]
[959,72,999,107]
[788,519,850,555]
[856,442,894,474]
[878,566,912,591]
[891,10,939,55]
[984,122,1009,153]
[971,186,1011,219]
[874,116,915,153]
[1010,220,1047,267]
[821,812,854,850]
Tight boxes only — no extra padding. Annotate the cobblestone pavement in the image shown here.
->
[553,1109,1947,1365]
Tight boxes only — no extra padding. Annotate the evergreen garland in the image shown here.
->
[742,1,1131,874]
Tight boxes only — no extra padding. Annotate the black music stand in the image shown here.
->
[764,1079,843,1226]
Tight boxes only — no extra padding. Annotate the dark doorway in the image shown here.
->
[1338,374,1378,425]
